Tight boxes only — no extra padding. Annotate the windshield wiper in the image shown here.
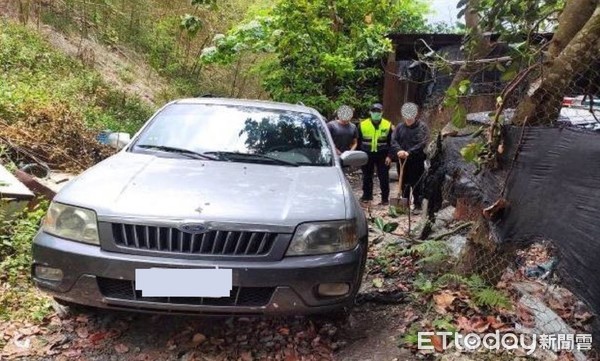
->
[136,145,218,160]
[203,151,299,167]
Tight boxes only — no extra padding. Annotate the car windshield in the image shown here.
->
[130,103,333,166]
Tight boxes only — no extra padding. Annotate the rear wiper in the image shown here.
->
[203,151,299,167]
[136,145,218,160]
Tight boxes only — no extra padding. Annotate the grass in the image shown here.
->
[0,19,156,323]
[0,201,53,323]
[0,19,154,135]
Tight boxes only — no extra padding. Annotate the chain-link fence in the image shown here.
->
[410,28,600,356]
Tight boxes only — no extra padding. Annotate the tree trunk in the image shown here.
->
[512,4,600,126]
[547,0,598,59]
[447,0,490,91]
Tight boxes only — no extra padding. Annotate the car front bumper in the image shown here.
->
[32,231,367,315]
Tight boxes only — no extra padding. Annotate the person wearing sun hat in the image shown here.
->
[391,102,429,212]
[357,102,393,205]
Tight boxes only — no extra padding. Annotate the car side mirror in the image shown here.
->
[108,132,131,150]
[340,150,368,168]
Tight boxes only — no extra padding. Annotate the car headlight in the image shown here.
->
[42,202,99,245]
[286,221,358,256]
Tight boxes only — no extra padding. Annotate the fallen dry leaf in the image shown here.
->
[284,354,299,361]
[575,311,593,322]
[455,316,471,332]
[395,282,410,292]
[192,333,206,345]
[63,349,82,358]
[433,291,456,314]
[75,315,89,324]
[114,343,129,354]
[470,316,491,333]
[75,327,89,339]
[240,351,253,361]
[486,316,505,330]
[431,335,445,352]
[88,332,108,344]
[372,278,384,288]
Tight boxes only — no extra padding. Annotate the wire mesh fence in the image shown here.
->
[410,31,600,356]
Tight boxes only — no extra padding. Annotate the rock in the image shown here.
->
[446,235,467,258]
[514,282,587,361]
[372,233,409,251]
[436,206,456,225]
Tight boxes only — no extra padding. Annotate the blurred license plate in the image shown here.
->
[135,268,232,297]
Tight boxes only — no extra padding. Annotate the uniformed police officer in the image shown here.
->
[357,103,393,205]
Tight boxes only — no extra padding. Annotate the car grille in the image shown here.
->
[97,277,274,307]
[111,223,277,256]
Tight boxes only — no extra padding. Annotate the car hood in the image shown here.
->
[55,152,348,228]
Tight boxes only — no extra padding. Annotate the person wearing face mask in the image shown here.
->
[391,102,430,212]
[357,103,393,205]
[327,105,358,155]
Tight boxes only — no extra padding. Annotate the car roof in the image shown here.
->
[174,97,322,117]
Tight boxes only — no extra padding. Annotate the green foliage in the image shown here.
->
[401,240,452,267]
[201,0,430,116]
[436,272,469,286]
[192,0,218,6]
[413,273,439,295]
[472,287,512,310]
[435,273,513,311]
[443,80,471,129]
[432,316,457,333]
[459,0,564,39]
[180,14,203,36]
[374,217,399,233]
[0,21,152,134]
[400,324,421,346]
[460,141,486,165]
[0,201,53,322]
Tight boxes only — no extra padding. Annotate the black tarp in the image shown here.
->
[426,126,600,339]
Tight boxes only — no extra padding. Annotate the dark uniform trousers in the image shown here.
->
[397,151,425,206]
[361,150,390,201]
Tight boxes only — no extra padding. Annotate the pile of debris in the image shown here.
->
[0,104,115,173]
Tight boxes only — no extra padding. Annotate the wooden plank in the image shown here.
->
[0,164,34,200]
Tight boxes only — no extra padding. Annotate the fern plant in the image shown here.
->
[400,324,421,347]
[432,316,457,333]
[413,273,439,295]
[401,240,452,269]
[435,273,513,311]
[435,273,468,287]
[472,288,513,310]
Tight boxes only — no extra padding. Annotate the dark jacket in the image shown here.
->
[391,120,429,160]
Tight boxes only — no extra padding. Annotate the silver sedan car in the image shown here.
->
[32,98,369,316]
